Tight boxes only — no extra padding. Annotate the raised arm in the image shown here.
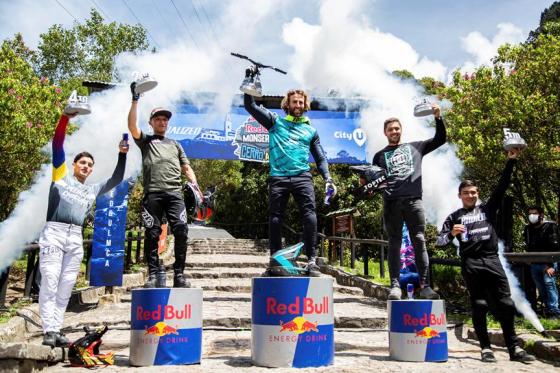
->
[309,133,331,180]
[420,116,446,155]
[244,94,275,130]
[97,141,129,195]
[52,114,70,182]
[128,101,142,140]
[486,155,518,212]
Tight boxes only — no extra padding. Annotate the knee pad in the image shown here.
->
[173,225,188,241]
[271,216,282,225]
[145,227,162,241]
[497,297,515,308]
[472,298,489,310]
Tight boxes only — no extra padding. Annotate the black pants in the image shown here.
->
[462,255,518,351]
[383,197,429,285]
[268,173,317,260]
[142,191,188,276]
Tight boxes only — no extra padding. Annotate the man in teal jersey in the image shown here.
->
[244,89,336,276]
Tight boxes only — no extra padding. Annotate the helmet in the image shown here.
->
[68,326,114,367]
[350,165,388,197]
[183,182,204,216]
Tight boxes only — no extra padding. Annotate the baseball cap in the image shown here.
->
[150,107,172,120]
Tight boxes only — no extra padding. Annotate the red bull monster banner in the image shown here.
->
[129,288,203,366]
[388,300,448,362]
[251,277,334,368]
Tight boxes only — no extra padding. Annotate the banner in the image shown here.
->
[90,180,130,286]
[163,104,367,164]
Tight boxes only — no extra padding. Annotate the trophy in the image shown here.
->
[503,128,527,151]
[231,52,287,97]
[413,98,434,117]
[64,90,91,115]
[132,72,158,95]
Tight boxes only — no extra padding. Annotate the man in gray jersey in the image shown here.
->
[128,84,198,288]
[40,110,128,347]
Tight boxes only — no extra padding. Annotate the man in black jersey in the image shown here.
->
[436,148,535,363]
[373,106,444,299]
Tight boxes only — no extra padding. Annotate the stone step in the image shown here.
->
[187,249,268,255]
[185,253,269,268]
[130,278,364,296]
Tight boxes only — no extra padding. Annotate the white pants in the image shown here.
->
[38,222,83,333]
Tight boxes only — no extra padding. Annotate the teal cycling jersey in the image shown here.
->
[243,94,330,179]
[269,114,316,176]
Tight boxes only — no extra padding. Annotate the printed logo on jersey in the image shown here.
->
[385,145,413,178]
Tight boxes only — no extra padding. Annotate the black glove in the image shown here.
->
[130,82,140,101]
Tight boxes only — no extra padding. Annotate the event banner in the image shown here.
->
[163,104,367,164]
[90,180,130,286]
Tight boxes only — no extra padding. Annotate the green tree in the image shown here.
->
[528,1,560,42]
[0,39,65,220]
[35,8,149,84]
[443,26,560,243]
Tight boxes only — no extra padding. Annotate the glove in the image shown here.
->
[325,178,337,197]
[130,82,140,101]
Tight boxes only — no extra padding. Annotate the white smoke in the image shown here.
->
[0,0,470,270]
[0,0,282,271]
[282,0,462,224]
[498,241,544,332]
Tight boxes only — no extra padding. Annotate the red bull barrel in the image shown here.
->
[251,277,334,368]
[388,299,448,362]
[129,288,202,366]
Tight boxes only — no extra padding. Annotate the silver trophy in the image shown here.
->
[133,72,158,95]
[503,128,527,151]
[64,90,91,115]
[413,98,434,117]
[231,52,287,97]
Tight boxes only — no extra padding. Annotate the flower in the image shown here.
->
[54,87,62,94]
[26,122,33,128]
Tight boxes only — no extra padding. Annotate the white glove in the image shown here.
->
[325,178,337,197]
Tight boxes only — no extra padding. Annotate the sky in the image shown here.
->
[0,0,554,92]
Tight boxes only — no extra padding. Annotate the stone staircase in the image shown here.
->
[3,237,559,372]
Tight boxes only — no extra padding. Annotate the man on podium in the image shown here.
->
[244,85,335,277]
[128,84,199,288]
[435,148,535,363]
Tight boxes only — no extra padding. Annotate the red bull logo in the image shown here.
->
[402,312,445,327]
[414,326,440,339]
[279,316,319,335]
[266,296,329,315]
[144,321,179,337]
[136,304,192,320]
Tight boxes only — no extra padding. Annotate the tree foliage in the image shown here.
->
[528,1,560,42]
[0,39,65,220]
[35,9,149,84]
[442,26,560,236]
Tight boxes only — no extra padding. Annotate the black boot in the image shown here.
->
[173,274,191,288]
[55,332,70,347]
[42,332,57,347]
[144,274,157,288]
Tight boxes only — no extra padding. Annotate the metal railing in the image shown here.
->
[0,226,145,310]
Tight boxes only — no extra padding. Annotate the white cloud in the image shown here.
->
[282,0,462,225]
[460,22,524,72]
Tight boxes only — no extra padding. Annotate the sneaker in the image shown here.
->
[509,346,536,363]
[42,332,57,347]
[144,275,157,288]
[481,348,497,363]
[418,286,440,300]
[388,282,402,300]
[173,274,191,288]
[55,332,69,347]
[307,263,321,277]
